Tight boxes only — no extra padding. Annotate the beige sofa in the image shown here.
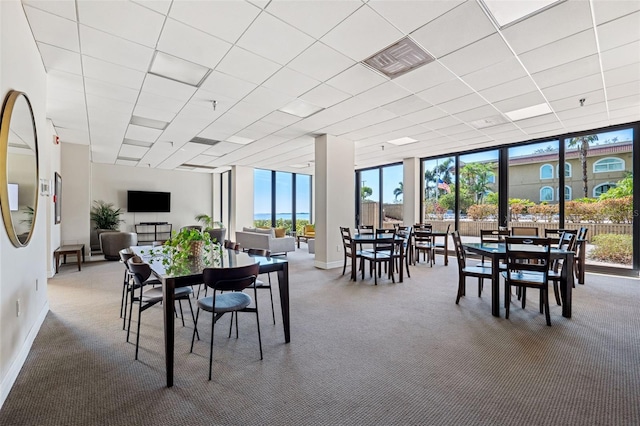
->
[235,227,295,255]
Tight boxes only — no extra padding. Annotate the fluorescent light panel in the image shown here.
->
[505,103,553,121]
[123,138,154,148]
[387,137,418,146]
[226,135,254,145]
[363,37,434,79]
[149,51,212,87]
[130,115,169,130]
[481,0,564,28]
[117,156,141,161]
[279,99,324,118]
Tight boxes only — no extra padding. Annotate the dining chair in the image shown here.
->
[396,226,412,277]
[360,228,396,285]
[574,227,588,284]
[357,224,374,252]
[433,223,451,264]
[119,248,161,330]
[452,231,492,304]
[127,256,196,360]
[478,229,510,268]
[501,237,553,326]
[548,231,578,305]
[340,227,363,277]
[413,228,434,267]
[190,262,262,380]
[247,248,276,324]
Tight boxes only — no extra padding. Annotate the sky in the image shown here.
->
[360,164,403,204]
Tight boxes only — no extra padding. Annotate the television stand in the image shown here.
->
[135,223,172,245]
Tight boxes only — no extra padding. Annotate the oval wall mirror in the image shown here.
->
[0,90,39,247]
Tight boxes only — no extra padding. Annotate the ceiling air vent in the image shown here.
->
[363,37,434,79]
[189,137,221,147]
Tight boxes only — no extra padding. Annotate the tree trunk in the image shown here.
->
[580,141,589,198]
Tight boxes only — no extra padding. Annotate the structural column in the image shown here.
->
[314,134,355,269]
[403,157,421,225]
[229,165,254,240]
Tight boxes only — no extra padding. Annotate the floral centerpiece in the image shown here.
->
[148,227,222,276]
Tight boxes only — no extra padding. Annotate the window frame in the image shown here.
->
[540,163,554,179]
[593,157,625,173]
[540,186,554,202]
[593,182,617,197]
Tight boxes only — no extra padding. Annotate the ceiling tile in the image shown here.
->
[237,12,315,65]
[403,107,448,125]
[604,62,640,87]
[423,115,462,130]
[263,67,321,98]
[136,91,187,114]
[198,71,257,102]
[82,56,146,90]
[157,19,231,70]
[242,87,293,110]
[215,47,281,85]
[480,76,539,103]
[416,79,472,105]
[299,84,351,109]
[597,11,640,51]
[125,124,162,142]
[518,29,598,74]
[607,94,640,111]
[439,33,513,76]
[261,111,303,127]
[37,42,82,75]
[410,1,495,58]
[392,61,457,93]
[368,0,463,34]
[133,104,177,123]
[326,64,387,96]
[501,0,592,54]
[84,78,139,104]
[541,73,604,101]
[461,57,527,91]
[355,82,411,107]
[601,41,640,71]
[287,42,356,82]
[79,25,154,71]
[493,91,547,114]
[77,0,164,47]
[321,5,404,61]
[141,74,197,103]
[119,144,149,159]
[23,5,79,52]
[556,102,608,121]
[266,0,361,39]
[593,0,640,25]
[530,55,601,88]
[453,105,501,122]
[23,0,77,20]
[549,89,604,112]
[437,93,489,115]
[607,81,640,100]
[56,127,90,145]
[169,1,260,44]
[326,96,376,119]
[381,95,432,116]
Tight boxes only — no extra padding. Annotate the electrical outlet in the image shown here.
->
[16,299,20,317]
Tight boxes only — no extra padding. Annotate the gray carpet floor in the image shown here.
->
[1,248,639,425]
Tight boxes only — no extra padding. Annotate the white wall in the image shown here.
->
[90,163,213,235]
[230,166,254,240]
[403,158,421,226]
[1,0,56,408]
[61,143,90,252]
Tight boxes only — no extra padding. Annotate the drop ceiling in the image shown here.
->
[21,0,640,174]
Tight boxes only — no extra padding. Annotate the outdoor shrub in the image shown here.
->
[467,204,497,220]
[601,196,633,223]
[590,234,632,265]
[565,200,606,223]
[528,203,558,222]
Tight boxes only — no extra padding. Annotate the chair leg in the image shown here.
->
[505,283,511,319]
[135,297,143,360]
[208,312,215,381]
[553,281,562,305]
[187,298,199,341]
[126,289,135,342]
[190,307,201,352]
[342,255,347,275]
[521,288,527,309]
[456,277,464,304]
[478,278,482,297]
[268,286,276,325]
[123,284,130,330]
[543,288,551,326]
[178,300,185,327]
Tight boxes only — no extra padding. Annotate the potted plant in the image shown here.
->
[195,213,226,243]
[91,200,123,231]
[151,228,222,276]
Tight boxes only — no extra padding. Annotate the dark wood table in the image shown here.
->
[463,242,574,318]
[132,246,290,387]
[54,244,85,273]
[350,234,405,283]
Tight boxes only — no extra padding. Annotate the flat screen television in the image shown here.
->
[127,190,171,213]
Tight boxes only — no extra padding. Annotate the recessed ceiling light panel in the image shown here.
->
[130,115,169,130]
[481,0,564,28]
[505,103,553,121]
[387,137,418,146]
[123,138,154,148]
[363,37,434,79]
[149,51,212,87]
[226,135,254,145]
[279,99,324,118]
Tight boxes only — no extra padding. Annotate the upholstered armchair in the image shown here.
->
[100,232,138,261]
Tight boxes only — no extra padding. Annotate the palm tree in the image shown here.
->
[361,186,372,200]
[568,134,598,197]
[393,182,403,201]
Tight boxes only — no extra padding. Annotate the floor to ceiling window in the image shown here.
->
[357,164,403,229]
[422,156,455,232]
[564,128,634,270]
[508,140,560,232]
[254,169,313,235]
[458,150,499,241]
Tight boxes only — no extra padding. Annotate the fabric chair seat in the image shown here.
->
[142,285,192,302]
[197,292,252,313]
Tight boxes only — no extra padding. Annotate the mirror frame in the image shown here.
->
[0,90,40,248]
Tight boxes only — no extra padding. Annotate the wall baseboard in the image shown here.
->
[314,260,343,270]
[0,302,49,409]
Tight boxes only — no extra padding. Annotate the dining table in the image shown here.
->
[350,234,405,283]
[463,242,574,318]
[132,246,290,387]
